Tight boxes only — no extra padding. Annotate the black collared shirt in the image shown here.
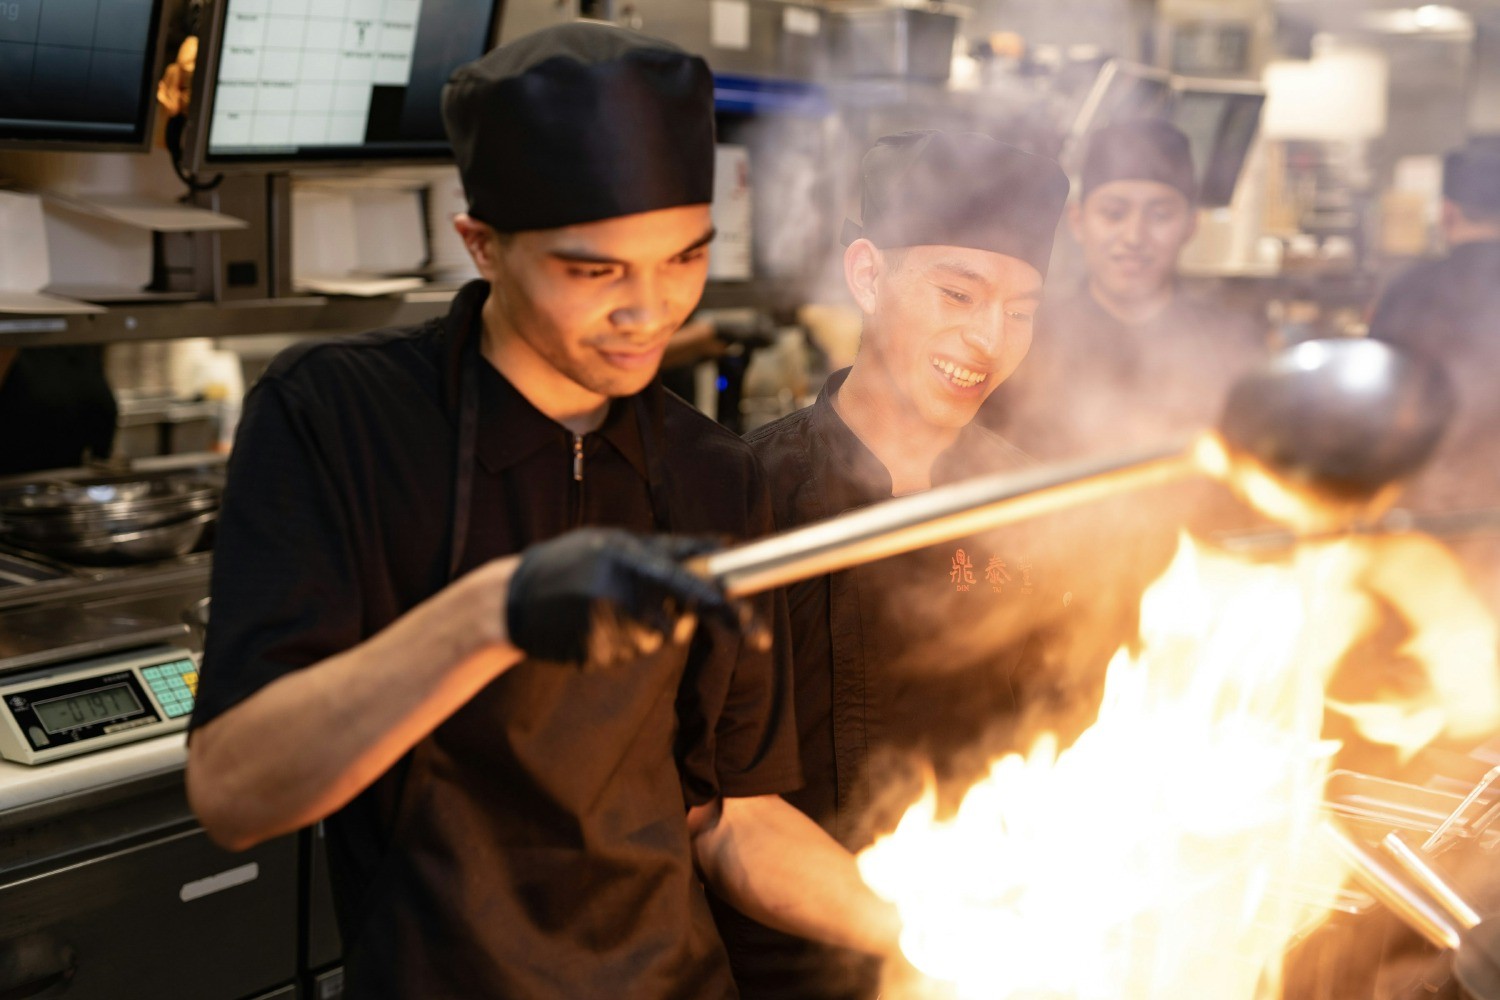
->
[714,370,1096,1000]
[193,280,800,999]
[985,285,1268,462]
[1369,240,1500,513]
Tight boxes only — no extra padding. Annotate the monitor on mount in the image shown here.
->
[1169,78,1265,209]
[186,0,504,173]
[0,0,169,152]
[1069,60,1175,142]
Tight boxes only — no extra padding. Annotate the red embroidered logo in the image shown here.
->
[950,548,975,591]
[985,555,1011,593]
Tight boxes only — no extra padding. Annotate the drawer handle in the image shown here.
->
[0,935,75,1000]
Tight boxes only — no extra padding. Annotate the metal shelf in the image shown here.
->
[0,289,460,348]
[0,281,802,347]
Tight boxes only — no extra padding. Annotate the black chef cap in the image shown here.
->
[441,22,715,233]
[1080,120,1196,202]
[1444,135,1500,217]
[842,130,1070,277]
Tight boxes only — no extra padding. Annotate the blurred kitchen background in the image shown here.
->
[2,0,1494,447]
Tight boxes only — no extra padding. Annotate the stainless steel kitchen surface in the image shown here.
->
[0,456,342,1000]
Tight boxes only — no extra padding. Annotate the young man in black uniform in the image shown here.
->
[186,23,897,999]
[989,120,1266,460]
[1367,136,1500,618]
[713,131,1074,999]
[1369,136,1500,516]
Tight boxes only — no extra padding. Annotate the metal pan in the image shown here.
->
[24,510,217,565]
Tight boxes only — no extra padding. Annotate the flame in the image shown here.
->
[856,528,1500,1000]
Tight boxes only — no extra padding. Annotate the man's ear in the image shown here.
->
[844,239,882,316]
[453,214,503,280]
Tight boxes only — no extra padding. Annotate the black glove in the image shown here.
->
[506,527,761,668]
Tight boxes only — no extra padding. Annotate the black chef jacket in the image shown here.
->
[1368,239,1500,620]
[984,285,1268,462]
[0,346,117,475]
[712,370,1097,1000]
[191,280,801,999]
[1369,240,1500,513]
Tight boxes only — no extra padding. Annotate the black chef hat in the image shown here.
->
[1444,135,1500,217]
[842,131,1070,277]
[441,22,715,233]
[1080,120,1197,202]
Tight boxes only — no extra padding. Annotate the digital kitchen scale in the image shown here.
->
[0,644,199,765]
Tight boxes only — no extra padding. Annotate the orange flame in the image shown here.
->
[857,529,1500,999]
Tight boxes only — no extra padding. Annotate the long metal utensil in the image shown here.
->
[697,441,1195,598]
[694,338,1454,599]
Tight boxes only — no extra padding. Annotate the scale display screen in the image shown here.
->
[34,683,144,734]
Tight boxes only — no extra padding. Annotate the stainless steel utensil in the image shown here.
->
[1326,822,1500,1000]
[1218,337,1454,503]
[697,338,1455,598]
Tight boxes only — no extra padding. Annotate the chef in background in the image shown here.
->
[1369,135,1500,516]
[987,119,1267,459]
[187,22,898,999]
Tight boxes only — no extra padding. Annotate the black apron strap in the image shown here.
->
[634,382,674,533]
[448,335,481,582]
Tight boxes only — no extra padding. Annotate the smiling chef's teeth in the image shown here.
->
[930,357,987,388]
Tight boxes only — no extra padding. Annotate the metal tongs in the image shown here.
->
[1326,820,1500,999]
[692,337,1455,597]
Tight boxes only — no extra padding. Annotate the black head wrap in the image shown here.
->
[842,130,1070,277]
[441,22,715,233]
[1080,120,1197,202]
[1443,135,1500,216]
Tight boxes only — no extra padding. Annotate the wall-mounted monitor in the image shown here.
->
[186,0,504,173]
[0,0,169,152]
[1068,61,1265,210]
[1169,78,1265,208]
[1069,60,1174,141]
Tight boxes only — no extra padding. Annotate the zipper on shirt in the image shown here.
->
[571,433,586,527]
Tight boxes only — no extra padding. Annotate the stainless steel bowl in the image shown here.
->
[0,473,221,546]
[0,493,219,542]
[23,510,217,565]
[0,475,220,517]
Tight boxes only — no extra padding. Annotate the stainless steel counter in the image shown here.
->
[0,731,185,812]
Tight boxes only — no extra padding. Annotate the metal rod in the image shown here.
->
[1323,820,1463,951]
[1424,764,1500,854]
[1382,832,1482,931]
[699,441,1196,598]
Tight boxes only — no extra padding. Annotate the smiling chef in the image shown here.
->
[714,130,1077,1000]
[185,21,898,1000]
[986,119,1267,460]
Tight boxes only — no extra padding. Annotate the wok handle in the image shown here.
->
[689,440,1197,599]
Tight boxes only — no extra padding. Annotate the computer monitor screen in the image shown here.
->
[1071,60,1174,139]
[0,0,167,151]
[1170,82,1265,208]
[192,0,502,171]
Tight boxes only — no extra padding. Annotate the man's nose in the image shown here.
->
[958,304,1009,359]
[1121,209,1149,246]
[610,270,667,332]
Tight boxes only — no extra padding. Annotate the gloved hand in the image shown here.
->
[506,527,763,668]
